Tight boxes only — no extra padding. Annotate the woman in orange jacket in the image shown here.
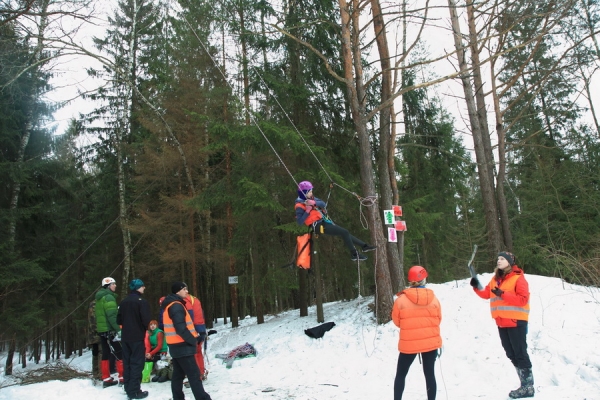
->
[391,266,442,400]
[470,251,534,399]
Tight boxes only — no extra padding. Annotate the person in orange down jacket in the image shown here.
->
[470,251,534,399]
[184,291,208,381]
[391,266,442,400]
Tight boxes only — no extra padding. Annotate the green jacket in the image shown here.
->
[148,328,168,353]
[95,287,120,333]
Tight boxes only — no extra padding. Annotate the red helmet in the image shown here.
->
[407,265,428,282]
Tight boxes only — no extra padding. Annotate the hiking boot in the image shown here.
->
[362,244,376,252]
[151,375,160,382]
[102,378,118,388]
[351,253,367,261]
[157,376,168,383]
[128,390,149,400]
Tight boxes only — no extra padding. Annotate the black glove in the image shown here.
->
[491,287,504,297]
[207,329,217,336]
[197,332,206,343]
[469,277,480,288]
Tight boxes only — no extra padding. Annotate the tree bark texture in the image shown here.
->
[370,0,402,292]
[338,0,393,323]
[448,0,503,252]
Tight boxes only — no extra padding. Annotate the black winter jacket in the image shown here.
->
[161,293,198,358]
[117,291,151,342]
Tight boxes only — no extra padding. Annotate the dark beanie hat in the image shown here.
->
[129,278,144,291]
[171,281,188,294]
[498,251,515,266]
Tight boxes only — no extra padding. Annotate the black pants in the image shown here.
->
[394,350,437,400]
[316,222,366,254]
[171,355,211,400]
[122,341,145,396]
[498,323,532,369]
[100,333,122,361]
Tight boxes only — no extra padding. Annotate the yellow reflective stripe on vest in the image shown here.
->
[490,274,530,321]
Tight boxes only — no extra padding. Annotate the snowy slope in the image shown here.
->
[1,275,599,400]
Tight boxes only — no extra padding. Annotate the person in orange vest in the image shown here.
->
[470,251,534,399]
[391,266,442,400]
[294,180,375,261]
[184,292,208,381]
[162,282,212,400]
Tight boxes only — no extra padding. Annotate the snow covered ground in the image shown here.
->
[1,274,599,400]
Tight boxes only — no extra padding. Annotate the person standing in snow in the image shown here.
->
[95,277,124,388]
[294,180,375,261]
[391,266,442,400]
[118,278,152,399]
[184,292,209,381]
[87,299,102,379]
[470,251,534,399]
[162,282,212,400]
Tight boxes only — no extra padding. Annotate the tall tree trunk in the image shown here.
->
[467,3,511,250]
[314,239,324,323]
[250,244,264,324]
[117,125,133,293]
[339,0,393,323]
[5,335,15,375]
[370,0,402,292]
[20,345,26,368]
[448,0,502,253]
[490,57,514,251]
[227,199,239,328]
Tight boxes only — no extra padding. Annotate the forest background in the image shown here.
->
[2,0,600,375]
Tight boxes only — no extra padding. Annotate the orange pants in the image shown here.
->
[194,342,205,375]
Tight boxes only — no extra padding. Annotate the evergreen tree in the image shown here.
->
[85,0,163,292]
[499,0,596,277]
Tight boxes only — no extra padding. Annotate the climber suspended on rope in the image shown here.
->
[294,181,376,262]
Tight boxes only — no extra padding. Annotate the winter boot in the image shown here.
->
[509,368,535,398]
[116,359,124,385]
[101,360,118,388]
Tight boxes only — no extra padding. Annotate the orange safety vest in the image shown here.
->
[163,301,198,345]
[295,203,323,226]
[490,274,530,321]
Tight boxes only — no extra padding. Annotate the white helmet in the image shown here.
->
[102,277,116,286]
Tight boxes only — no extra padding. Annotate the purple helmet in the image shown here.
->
[298,181,313,191]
